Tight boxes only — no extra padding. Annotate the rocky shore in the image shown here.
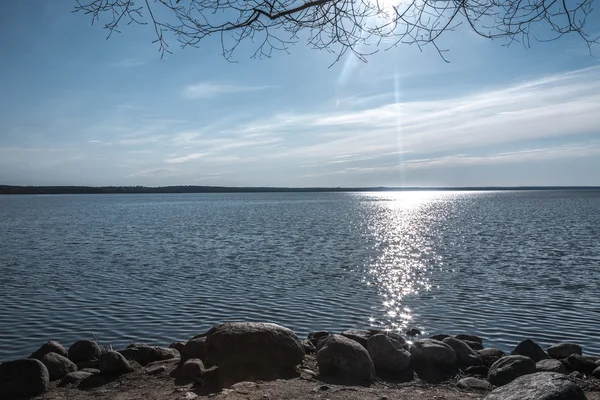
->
[1,322,600,399]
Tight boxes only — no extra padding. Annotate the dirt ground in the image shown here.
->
[35,363,600,400]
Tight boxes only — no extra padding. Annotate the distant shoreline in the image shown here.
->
[1,185,600,195]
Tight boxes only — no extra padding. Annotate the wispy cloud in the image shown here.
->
[182,82,277,99]
[165,153,207,163]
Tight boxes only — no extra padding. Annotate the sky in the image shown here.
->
[0,1,599,187]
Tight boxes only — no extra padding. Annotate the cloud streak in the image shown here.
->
[183,82,277,99]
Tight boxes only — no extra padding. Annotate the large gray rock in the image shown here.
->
[30,340,68,360]
[457,377,492,390]
[340,329,377,348]
[68,340,102,363]
[442,337,483,367]
[99,351,132,375]
[484,372,586,400]
[455,334,483,345]
[479,348,505,367]
[511,339,549,362]
[409,339,457,382]
[119,343,179,366]
[181,337,207,362]
[464,340,484,351]
[488,355,536,386]
[41,352,77,381]
[180,358,205,380]
[59,370,94,386]
[0,358,50,399]
[205,322,304,385]
[366,333,411,376]
[547,343,582,359]
[536,359,567,374]
[316,334,376,384]
[562,353,597,374]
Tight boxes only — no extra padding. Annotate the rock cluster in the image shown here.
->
[0,323,598,400]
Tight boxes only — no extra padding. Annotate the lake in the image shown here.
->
[1,190,599,361]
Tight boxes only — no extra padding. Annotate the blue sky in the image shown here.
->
[0,1,599,187]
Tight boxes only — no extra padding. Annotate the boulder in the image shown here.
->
[593,366,600,378]
[484,372,586,400]
[536,359,567,374]
[562,354,597,374]
[340,329,376,348]
[464,365,489,377]
[366,333,411,376]
[181,358,205,380]
[99,351,133,375]
[488,355,536,386]
[59,371,94,386]
[455,334,483,345]
[119,343,179,366]
[464,340,484,351]
[169,341,186,353]
[547,343,582,359]
[308,331,330,347]
[0,358,50,399]
[457,377,492,390]
[442,337,483,367]
[41,352,77,381]
[430,334,450,341]
[409,339,457,382]
[405,327,422,336]
[479,348,506,367]
[316,334,376,384]
[68,340,102,363]
[205,322,304,385]
[511,339,549,362]
[181,338,207,362]
[30,340,68,360]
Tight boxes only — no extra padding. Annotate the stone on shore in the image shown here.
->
[488,355,536,386]
[593,366,600,378]
[430,334,450,341]
[59,371,94,386]
[316,334,376,384]
[464,365,489,377]
[205,322,305,385]
[30,340,68,360]
[99,351,133,375]
[41,352,78,381]
[484,372,586,400]
[181,358,205,380]
[119,343,179,366]
[478,348,505,367]
[68,340,102,363]
[511,339,549,362]
[169,341,186,353]
[442,337,483,366]
[562,354,597,374]
[464,340,484,350]
[457,377,492,390]
[366,333,411,377]
[536,359,568,374]
[0,358,50,399]
[547,343,582,359]
[340,329,377,348]
[455,334,483,345]
[308,331,329,347]
[409,339,457,382]
[181,337,207,362]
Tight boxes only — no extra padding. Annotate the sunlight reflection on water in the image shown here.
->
[358,191,460,334]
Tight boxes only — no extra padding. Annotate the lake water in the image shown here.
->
[1,191,599,361]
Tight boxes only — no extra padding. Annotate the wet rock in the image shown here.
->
[367,333,411,376]
[443,337,483,366]
[464,340,484,351]
[562,354,597,374]
[308,331,329,347]
[59,371,94,386]
[455,334,483,345]
[99,351,133,375]
[464,365,489,377]
[409,339,457,382]
[430,334,450,341]
[0,358,50,399]
[484,372,586,400]
[68,340,102,363]
[478,348,506,367]
[511,339,549,362]
[340,329,376,348]
[41,352,77,381]
[536,359,567,374]
[488,355,536,386]
[119,343,179,366]
[205,322,304,385]
[457,377,492,390]
[405,327,422,337]
[181,338,207,362]
[170,341,186,353]
[30,340,68,360]
[181,358,205,380]
[546,343,582,359]
[317,334,376,384]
